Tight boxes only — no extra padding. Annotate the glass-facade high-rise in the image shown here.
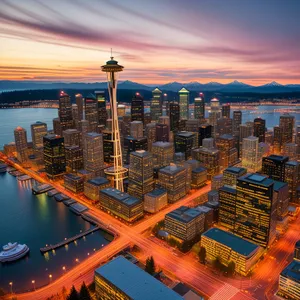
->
[178,88,189,120]
[194,94,205,119]
[235,174,277,248]
[151,88,163,122]
[131,93,144,123]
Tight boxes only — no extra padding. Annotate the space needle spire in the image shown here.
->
[101,52,127,192]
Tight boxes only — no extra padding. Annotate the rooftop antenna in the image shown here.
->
[110,48,113,59]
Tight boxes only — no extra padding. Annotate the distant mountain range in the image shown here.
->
[1,79,300,93]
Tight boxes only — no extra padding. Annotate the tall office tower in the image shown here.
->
[65,145,83,173]
[221,103,230,119]
[186,119,200,133]
[75,93,84,121]
[194,93,205,119]
[130,121,143,139]
[280,114,295,146]
[123,136,147,164]
[85,96,98,132]
[208,98,221,136]
[31,121,47,150]
[283,143,298,160]
[63,129,81,147]
[273,126,282,154]
[101,55,127,191]
[178,87,190,120]
[232,111,242,137]
[179,119,187,131]
[128,150,154,200]
[253,117,266,142]
[219,186,237,230]
[158,115,170,127]
[102,130,114,163]
[78,119,89,137]
[72,104,79,129]
[235,174,277,247]
[95,90,107,126]
[262,154,289,182]
[158,165,186,203]
[169,102,180,132]
[273,181,289,221]
[174,132,197,159]
[58,91,74,131]
[202,137,214,149]
[14,126,28,162]
[242,136,262,172]
[144,113,151,126]
[53,118,62,135]
[117,104,126,117]
[198,124,212,146]
[192,147,220,179]
[215,134,237,169]
[216,117,233,137]
[223,166,247,187]
[285,161,300,204]
[83,132,104,176]
[43,134,66,179]
[212,174,223,191]
[151,88,163,122]
[152,141,174,168]
[239,122,253,156]
[131,92,144,123]
[265,130,273,145]
[145,123,156,151]
[156,123,169,142]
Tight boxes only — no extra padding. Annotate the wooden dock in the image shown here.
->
[40,226,100,253]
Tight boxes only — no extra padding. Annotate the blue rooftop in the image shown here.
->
[273,180,288,191]
[95,256,183,300]
[100,188,142,207]
[280,259,300,283]
[192,167,207,173]
[224,166,247,175]
[239,173,274,187]
[88,177,109,186]
[202,228,259,257]
[166,206,202,223]
[146,188,167,197]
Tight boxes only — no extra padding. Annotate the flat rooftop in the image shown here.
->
[152,141,173,148]
[192,167,207,173]
[202,228,259,257]
[238,173,274,188]
[224,166,247,174]
[273,180,288,191]
[280,259,300,283]
[131,150,150,158]
[64,173,82,181]
[146,188,167,197]
[264,155,289,162]
[100,188,142,207]
[95,256,183,300]
[219,185,237,194]
[176,131,195,138]
[166,206,202,223]
[286,160,299,167]
[160,165,185,175]
[87,177,109,186]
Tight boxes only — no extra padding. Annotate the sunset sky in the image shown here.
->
[0,0,300,85]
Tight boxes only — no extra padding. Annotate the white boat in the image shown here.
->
[0,242,30,262]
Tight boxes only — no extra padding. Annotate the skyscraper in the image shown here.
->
[95,90,107,126]
[174,131,197,159]
[219,185,237,230]
[85,95,98,132]
[285,161,299,204]
[145,123,156,152]
[242,136,262,172]
[178,87,189,120]
[253,118,266,142]
[101,55,127,192]
[58,91,73,131]
[156,123,169,142]
[239,122,253,156]
[169,102,180,132]
[221,103,230,119]
[235,174,277,247]
[14,126,28,162]
[198,124,212,146]
[215,134,237,169]
[130,121,143,139]
[151,88,163,122]
[152,141,174,168]
[83,132,104,176]
[262,154,289,182]
[216,117,233,137]
[279,114,295,146]
[63,129,81,147]
[128,150,154,200]
[233,111,242,137]
[194,93,205,119]
[131,92,144,123]
[75,93,83,121]
[208,98,221,136]
[43,134,66,179]
[31,121,47,150]
[65,145,83,173]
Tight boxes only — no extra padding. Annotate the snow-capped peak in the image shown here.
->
[264,81,283,87]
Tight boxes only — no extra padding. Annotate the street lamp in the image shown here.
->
[49,274,52,283]
[32,280,35,290]
[9,282,13,294]
[62,266,66,272]
[75,258,79,263]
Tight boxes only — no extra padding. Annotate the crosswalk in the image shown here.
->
[209,283,240,300]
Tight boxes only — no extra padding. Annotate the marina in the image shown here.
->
[32,183,53,194]
[17,175,32,181]
[63,198,77,206]
[47,189,59,197]
[69,203,89,215]
[54,193,70,202]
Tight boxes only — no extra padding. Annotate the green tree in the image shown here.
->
[79,282,91,300]
[227,261,235,276]
[198,246,206,264]
[61,286,68,300]
[145,256,156,275]
[67,286,79,300]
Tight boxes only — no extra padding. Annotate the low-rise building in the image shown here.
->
[64,173,84,193]
[165,206,205,241]
[144,188,168,213]
[99,188,144,222]
[195,205,213,230]
[84,177,110,201]
[201,228,263,276]
[212,174,223,191]
[191,167,207,189]
[95,256,183,300]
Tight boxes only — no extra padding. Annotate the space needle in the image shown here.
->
[101,52,127,192]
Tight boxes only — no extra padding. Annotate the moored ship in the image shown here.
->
[0,242,30,262]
